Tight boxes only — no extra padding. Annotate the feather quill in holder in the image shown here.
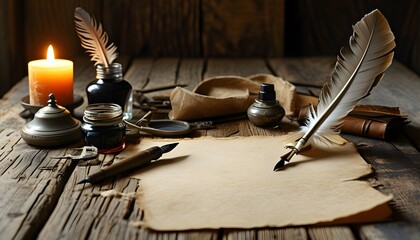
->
[274,9,395,171]
[74,7,118,67]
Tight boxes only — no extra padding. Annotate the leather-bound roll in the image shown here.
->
[295,102,410,139]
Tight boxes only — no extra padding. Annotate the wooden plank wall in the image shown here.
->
[285,0,420,74]
[0,0,25,97]
[21,0,285,61]
[23,0,100,61]
[0,0,419,96]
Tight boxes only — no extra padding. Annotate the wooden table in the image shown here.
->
[0,57,419,239]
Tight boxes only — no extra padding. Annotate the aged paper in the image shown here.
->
[127,136,392,230]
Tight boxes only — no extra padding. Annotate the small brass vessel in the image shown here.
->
[247,83,285,128]
[21,94,82,147]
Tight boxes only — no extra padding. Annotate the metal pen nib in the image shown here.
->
[77,143,179,185]
[273,149,296,171]
[160,142,179,154]
[273,138,306,171]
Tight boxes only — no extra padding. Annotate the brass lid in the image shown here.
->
[21,94,82,147]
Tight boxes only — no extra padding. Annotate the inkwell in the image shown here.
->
[86,63,133,120]
[21,93,82,147]
[247,83,285,128]
[74,7,133,120]
[81,103,126,153]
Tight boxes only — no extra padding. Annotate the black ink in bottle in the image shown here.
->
[86,63,133,120]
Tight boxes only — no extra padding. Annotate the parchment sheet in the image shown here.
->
[126,136,392,230]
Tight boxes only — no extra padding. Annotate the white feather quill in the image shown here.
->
[274,9,395,171]
[74,7,118,67]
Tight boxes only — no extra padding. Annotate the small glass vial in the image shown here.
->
[82,103,126,153]
[86,63,133,120]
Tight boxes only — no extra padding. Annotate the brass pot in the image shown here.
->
[21,94,82,147]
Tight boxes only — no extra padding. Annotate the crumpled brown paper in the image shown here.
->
[130,136,392,231]
[169,74,296,121]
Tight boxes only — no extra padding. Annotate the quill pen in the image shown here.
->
[274,9,395,171]
[74,7,118,67]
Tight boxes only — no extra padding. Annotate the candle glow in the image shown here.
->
[47,45,55,61]
[28,45,74,106]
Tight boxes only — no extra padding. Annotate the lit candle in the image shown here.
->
[28,45,74,106]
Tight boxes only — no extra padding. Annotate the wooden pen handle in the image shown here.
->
[86,146,162,184]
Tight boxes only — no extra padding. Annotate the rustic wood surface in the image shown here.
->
[0,57,419,240]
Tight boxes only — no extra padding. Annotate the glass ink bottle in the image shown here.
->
[86,63,133,120]
[247,83,285,128]
[81,103,126,153]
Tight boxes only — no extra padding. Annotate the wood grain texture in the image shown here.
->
[140,58,179,110]
[390,0,420,75]
[224,228,309,240]
[284,0,420,76]
[0,77,28,128]
[24,0,100,62]
[268,57,335,88]
[204,58,272,79]
[257,228,308,240]
[308,227,355,240]
[0,0,11,97]
[103,0,201,57]
[0,0,25,98]
[0,57,419,239]
[38,172,147,239]
[344,133,420,239]
[177,59,205,90]
[0,57,95,240]
[357,222,420,240]
[3,0,420,99]
[0,130,78,240]
[202,0,285,57]
[124,58,155,89]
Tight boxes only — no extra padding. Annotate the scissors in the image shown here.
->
[133,84,187,111]
[124,112,213,137]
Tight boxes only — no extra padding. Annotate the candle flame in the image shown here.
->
[47,45,55,61]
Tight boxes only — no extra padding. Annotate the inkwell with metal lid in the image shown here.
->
[21,93,82,147]
[247,83,285,128]
[74,7,133,120]
[86,63,133,120]
[81,103,126,153]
